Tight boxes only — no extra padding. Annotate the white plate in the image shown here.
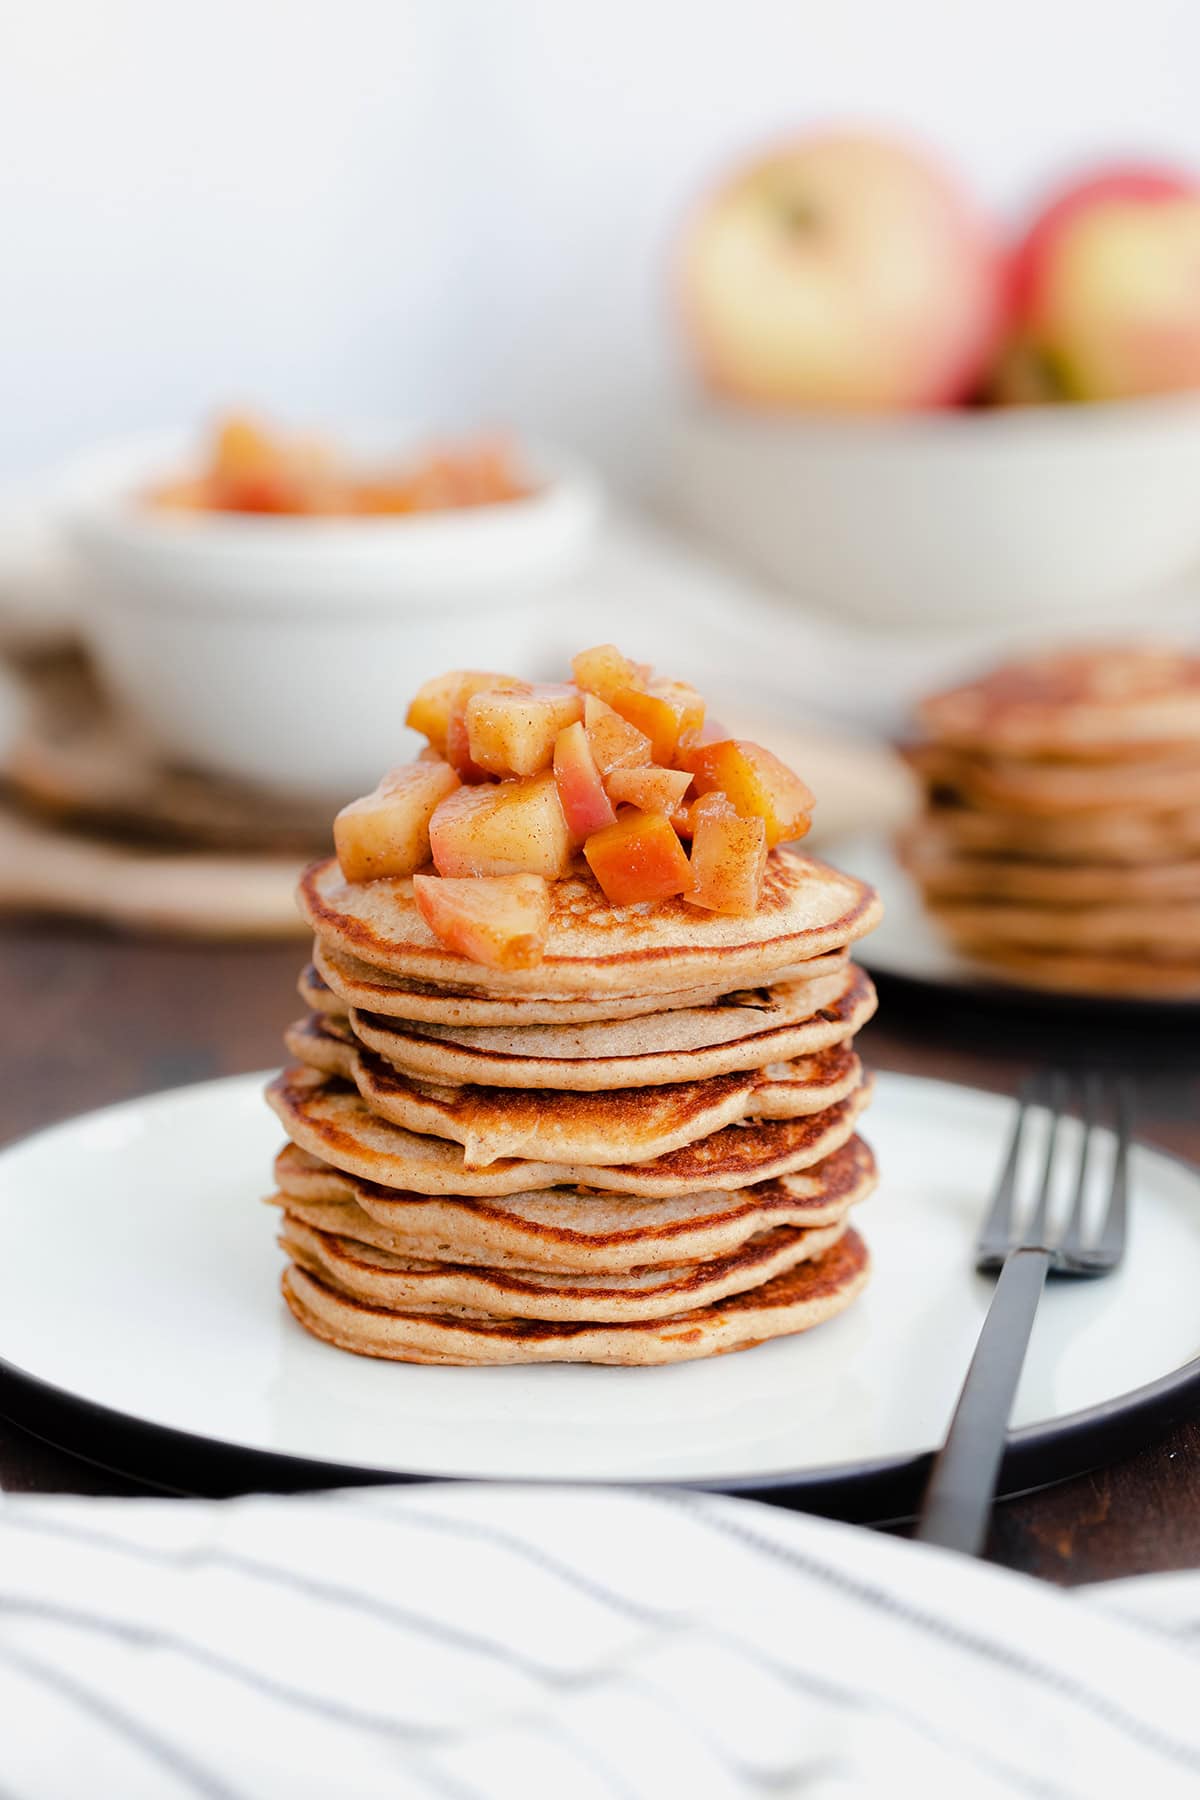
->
[830,832,1200,1012]
[0,1068,1197,1496]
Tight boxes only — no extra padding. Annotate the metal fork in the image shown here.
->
[915,1071,1131,1557]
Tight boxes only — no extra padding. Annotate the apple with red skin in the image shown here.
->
[681,131,1002,410]
[414,873,550,970]
[1000,166,1200,402]
[553,721,616,841]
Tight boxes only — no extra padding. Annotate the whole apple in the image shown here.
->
[680,132,1002,410]
[1004,165,1200,402]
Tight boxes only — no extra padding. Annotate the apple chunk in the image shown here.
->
[429,769,572,878]
[609,679,705,764]
[413,873,550,970]
[584,808,691,906]
[683,739,814,847]
[686,793,767,915]
[571,644,649,706]
[406,670,513,757]
[553,720,616,841]
[606,764,692,814]
[584,694,653,777]
[649,678,706,752]
[446,674,530,780]
[466,683,583,778]
[333,761,460,882]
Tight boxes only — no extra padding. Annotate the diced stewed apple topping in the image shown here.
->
[333,760,460,882]
[686,792,767,915]
[571,644,650,706]
[608,679,706,766]
[553,720,617,841]
[429,769,573,879]
[341,647,819,967]
[649,678,706,752]
[583,694,653,777]
[466,683,583,778]
[681,739,814,847]
[605,764,693,814]
[413,873,551,971]
[406,669,513,757]
[446,674,531,780]
[584,807,692,906]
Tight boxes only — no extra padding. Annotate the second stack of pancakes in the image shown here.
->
[267,849,882,1364]
[902,644,1200,1000]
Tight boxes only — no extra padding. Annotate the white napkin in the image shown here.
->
[0,1481,1197,1798]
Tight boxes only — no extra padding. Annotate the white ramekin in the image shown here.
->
[64,427,602,796]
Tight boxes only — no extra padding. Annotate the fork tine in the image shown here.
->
[1095,1078,1133,1259]
[1025,1070,1067,1245]
[976,1080,1031,1258]
[1057,1072,1100,1259]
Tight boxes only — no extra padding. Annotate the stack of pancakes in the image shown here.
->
[266,848,883,1364]
[902,644,1200,999]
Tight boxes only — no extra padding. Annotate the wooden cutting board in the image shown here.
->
[0,807,309,938]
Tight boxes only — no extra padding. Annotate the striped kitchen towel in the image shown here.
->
[0,1482,1198,1798]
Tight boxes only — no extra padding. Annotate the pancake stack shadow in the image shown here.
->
[901,646,1200,1002]
[264,850,883,1365]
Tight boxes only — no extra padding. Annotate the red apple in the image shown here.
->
[1003,166,1200,401]
[681,131,1001,409]
[413,873,550,970]
[553,721,617,841]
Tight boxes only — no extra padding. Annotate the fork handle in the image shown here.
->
[914,1247,1051,1557]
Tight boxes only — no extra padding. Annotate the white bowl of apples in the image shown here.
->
[667,136,1200,626]
[64,418,602,798]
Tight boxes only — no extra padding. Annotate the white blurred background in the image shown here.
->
[5,0,1200,487]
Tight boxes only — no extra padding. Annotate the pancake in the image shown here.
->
[299,849,881,997]
[900,830,1200,905]
[308,941,851,1027]
[266,1065,871,1196]
[929,896,1200,956]
[277,1210,848,1322]
[916,801,1200,866]
[935,939,1200,1000]
[344,965,876,1090]
[918,645,1200,757]
[284,1014,863,1165]
[281,1226,870,1364]
[908,741,1200,816]
[271,1135,876,1271]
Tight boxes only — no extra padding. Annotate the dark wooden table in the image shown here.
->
[3,919,1199,1586]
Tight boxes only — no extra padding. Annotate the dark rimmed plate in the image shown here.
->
[0,1070,1197,1516]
